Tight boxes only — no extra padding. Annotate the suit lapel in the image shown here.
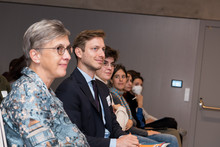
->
[73,68,100,112]
[96,80,111,129]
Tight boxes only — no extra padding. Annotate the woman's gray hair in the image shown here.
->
[23,19,70,66]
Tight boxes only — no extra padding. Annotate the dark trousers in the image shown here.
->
[145,117,177,129]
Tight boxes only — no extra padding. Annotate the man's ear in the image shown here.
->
[29,49,40,64]
[75,47,83,58]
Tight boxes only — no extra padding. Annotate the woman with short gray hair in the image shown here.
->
[23,19,70,66]
[1,19,89,146]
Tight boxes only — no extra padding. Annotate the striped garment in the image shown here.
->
[110,87,133,119]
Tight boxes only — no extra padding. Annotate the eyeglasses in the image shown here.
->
[103,60,116,68]
[35,45,73,55]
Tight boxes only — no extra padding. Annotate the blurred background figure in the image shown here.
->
[0,75,11,103]
[110,64,179,147]
[124,69,183,146]
[2,55,26,84]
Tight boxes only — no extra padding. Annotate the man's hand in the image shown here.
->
[116,134,139,147]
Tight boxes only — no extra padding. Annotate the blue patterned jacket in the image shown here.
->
[0,67,89,147]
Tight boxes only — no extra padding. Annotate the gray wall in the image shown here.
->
[0,2,200,146]
[2,0,220,20]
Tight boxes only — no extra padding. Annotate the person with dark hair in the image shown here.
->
[0,19,89,146]
[56,30,169,147]
[110,64,179,147]
[3,55,27,84]
[125,70,178,129]
[96,47,156,137]
[124,70,151,128]
[2,58,17,82]
[95,46,130,131]
[96,45,118,86]
[56,30,140,147]
[104,45,119,61]
[124,69,183,146]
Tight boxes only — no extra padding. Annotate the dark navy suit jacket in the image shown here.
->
[56,68,126,147]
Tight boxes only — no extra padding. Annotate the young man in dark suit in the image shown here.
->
[56,30,141,147]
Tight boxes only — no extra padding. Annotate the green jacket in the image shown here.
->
[0,75,11,103]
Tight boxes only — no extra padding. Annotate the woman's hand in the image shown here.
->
[112,104,121,113]
[136,95,143,108]
[147,130,161,136]
[145,118,155,124]
[125,119,133,130]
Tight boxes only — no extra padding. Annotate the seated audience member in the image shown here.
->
[0,75,11,103]
[56,30,171,147]
[2,58,18,81]
[0,19,89,146]
[95,46,161,139]
[2,55,27,84]
[1,55,26,102]
[110,64,179,147]
[124,70,182,146]
[95,45,128,131]
[124,70,177,128]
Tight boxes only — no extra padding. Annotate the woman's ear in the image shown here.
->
[29,49,40,64]
[75,47,82,58]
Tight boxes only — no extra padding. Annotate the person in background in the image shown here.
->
[0,19,89,146]
[1,55,26,102]
[95,45,129,131]
[124,70,182,146]
[110,64,179,147]
[2,55,27,84]
[56,30,165,147]
[95,46,162,140]
[124,70,158,128]
[0,75,11,103]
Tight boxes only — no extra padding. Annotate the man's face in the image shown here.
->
[96,57,115,82]
[77,37,105,72]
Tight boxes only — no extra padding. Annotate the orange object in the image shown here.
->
[139,142,170,147]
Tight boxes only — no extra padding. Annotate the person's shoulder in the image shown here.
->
[57,73,79,93]
[55,72,80,96]
[0,75,7,81]
[96,79,109,90]
[96,78,106,85]
[61,75,75,84]
[62,68,80,83]
[0,75,10,89]
[2,76,41,106]
[11,75,34,91]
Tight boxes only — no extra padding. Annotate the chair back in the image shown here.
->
[0,110,7,147]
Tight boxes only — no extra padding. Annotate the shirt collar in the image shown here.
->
[95,75,108,85]
[77,67,95,84]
